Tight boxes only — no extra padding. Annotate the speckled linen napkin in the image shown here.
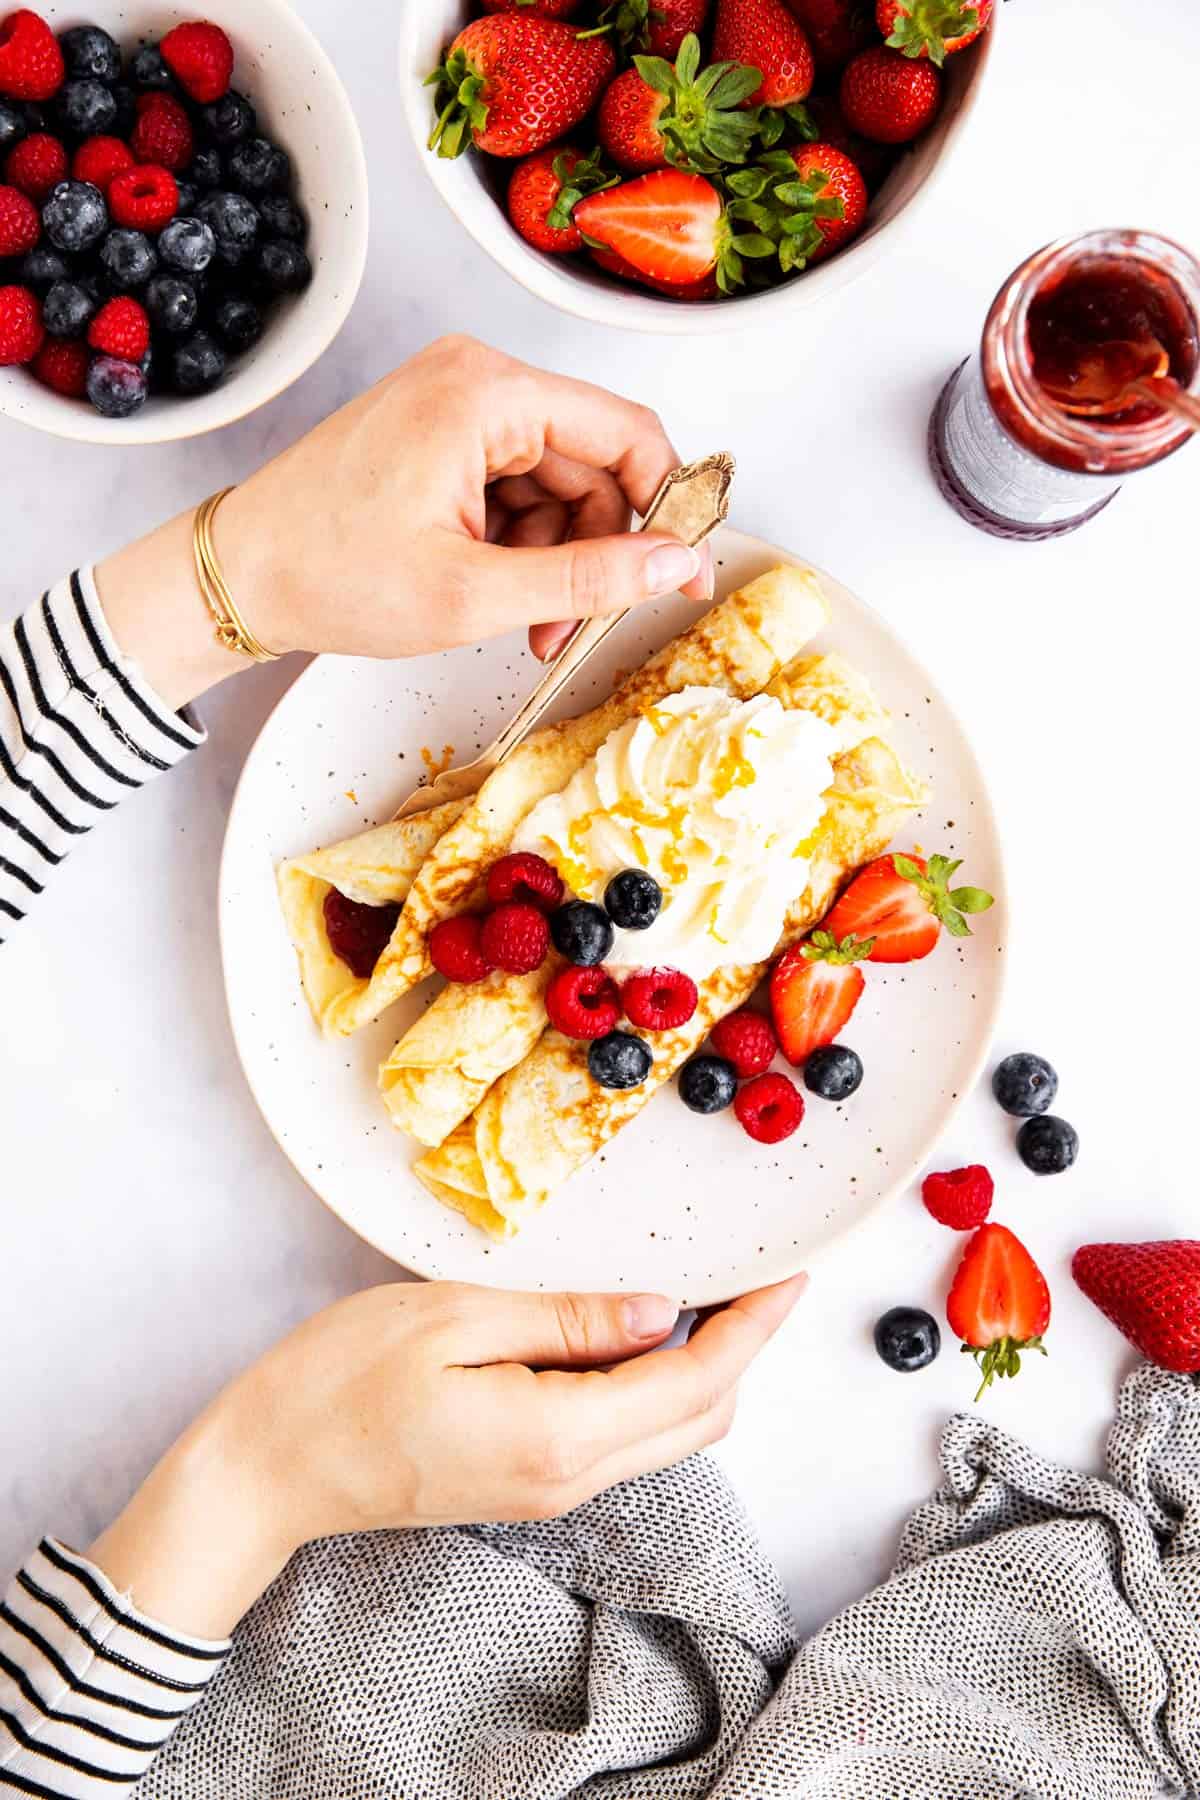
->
[138,1365,1200,1800]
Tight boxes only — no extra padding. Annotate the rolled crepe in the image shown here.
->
[331,565,833,1037]
[277,801,464,1036]
[415,737,929,1238]
[379,650,889,1149]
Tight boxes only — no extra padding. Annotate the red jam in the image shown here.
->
[1027,256,1199,428]
[323,888,400,980]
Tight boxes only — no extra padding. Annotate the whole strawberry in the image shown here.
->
[0,281,43,364]
[0,8,64,102]
[1073,1242,1200,1374]
[787,142,866,258]
[598,33,762,174]
[483,0,582,13]
[507,145,615,253]
[785,0,873,75]
[840,45,941,143]
[711,0,815,107]
[878,0,991,64]
[600,0,712,59]
[428,16,615,159]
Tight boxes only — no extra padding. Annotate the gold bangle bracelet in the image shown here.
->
[192,487,279,665]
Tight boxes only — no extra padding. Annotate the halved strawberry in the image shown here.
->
[590,242,720,298]
[947,1223,1050,1401]
[575,167,772,293]
[769,928,871,1065]
[824,851,993,963]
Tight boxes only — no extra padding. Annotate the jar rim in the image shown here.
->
[982,228,1200,475]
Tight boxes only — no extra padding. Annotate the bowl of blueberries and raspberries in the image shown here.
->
[0,2,367,441]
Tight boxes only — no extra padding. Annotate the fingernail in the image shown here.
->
[643,541,701,596]
[622,1294,679,1339]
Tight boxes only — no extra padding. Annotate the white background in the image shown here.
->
[2,0,1198,1639]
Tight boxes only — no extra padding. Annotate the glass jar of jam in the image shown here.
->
[929,228,1200,539]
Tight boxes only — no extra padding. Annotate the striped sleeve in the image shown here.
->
[0,567,205,941]
[0,1540,229,1799]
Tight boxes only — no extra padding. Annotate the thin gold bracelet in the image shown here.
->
[192,487,279,664]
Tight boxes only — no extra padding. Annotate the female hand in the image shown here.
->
[88,1275,804,1640]
[96,336,713,708]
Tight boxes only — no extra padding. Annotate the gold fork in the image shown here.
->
[394,452,734,820]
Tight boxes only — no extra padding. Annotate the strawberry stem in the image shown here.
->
[885,0,980,66]
[963,1334,1047,1402]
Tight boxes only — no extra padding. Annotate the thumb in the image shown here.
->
[458,1288,680,1369]
[463,532,703,632]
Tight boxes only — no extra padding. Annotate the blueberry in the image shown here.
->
[257,193,306,243]
[172,330,226,395]
[19,246,70,290]
[42,279,96,338]
[0,101,26,153]
[195,191,259,265]
[145,273,198,336]
[158,216,215,274]
[188,147,222,192]
[588,1030,653,1091]
[678,1054,736,1114]
[59,25,121,84]
[211,293,262,353]
[992,1052,1058,1118]
[200,89,256,147]
[603,868,661,932]
[225,135,290,196]
[803,1045,864,1102]
[54,78,117,139]
[874,1306,940,1373]
[86,354,147,418]
[109,82,136,138]
[99,228,156,290]
[128,44,178,93]
[253,239,311,296]
[43,180,107,253]
[1016,1114,1078,1176]
[549,900,614,967]
[21,103,49,133]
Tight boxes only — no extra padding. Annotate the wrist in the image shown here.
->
[88,1379,298,1640]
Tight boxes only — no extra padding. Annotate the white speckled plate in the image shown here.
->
[219,529,1005,1304]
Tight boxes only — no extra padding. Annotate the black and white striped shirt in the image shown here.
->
[2,571,220,1793]
[0,1541,228,1798]
[0,568,204,940]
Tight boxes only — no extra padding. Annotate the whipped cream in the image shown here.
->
[513,685,838,983]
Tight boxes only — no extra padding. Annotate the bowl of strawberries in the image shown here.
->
[401,0,994,331]
[0,0,367,443]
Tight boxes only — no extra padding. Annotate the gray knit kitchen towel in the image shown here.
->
[138,1364,1200,1800]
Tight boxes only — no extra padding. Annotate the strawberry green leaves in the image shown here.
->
[545,148,619,230]
[426,48,487,159]
[801,927,877,965]
[893,852,994,939]
[885,0,980,66]
[630,33,763,172]
[962,1333,1047,1403]
[723,150,845,277]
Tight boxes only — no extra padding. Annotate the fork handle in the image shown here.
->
[489,451,736,764]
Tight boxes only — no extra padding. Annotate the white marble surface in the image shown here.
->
[2,0,1197,1640]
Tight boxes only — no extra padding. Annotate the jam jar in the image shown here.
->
[929,228,1200,539]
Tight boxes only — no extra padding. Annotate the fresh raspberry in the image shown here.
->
[160,20,233,103]
[0,9,65,102]
[72,134,136,194]
[621,967,698,1032]
[0,282,43,364]
[88,296,150,362]
[0,180,39,254]
[109,162,178,230]
[130,92,194,171]
[30,333,87,396]
[4,130,65,200]
[480,901,550,976]
[734,1071,805,1145]
[921,1164,994,1231]
[322,890,400,981]
[429,913,495,984]
[710,1009,777,1079]
[546,965,621,1041]
[486,851,564,913]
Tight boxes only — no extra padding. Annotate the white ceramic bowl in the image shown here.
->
[400,6,993,334]
[0,0,368,443]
